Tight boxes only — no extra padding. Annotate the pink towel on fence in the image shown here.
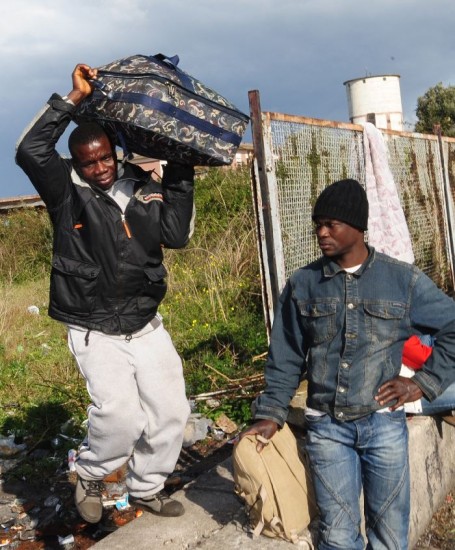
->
[362,122,415,264]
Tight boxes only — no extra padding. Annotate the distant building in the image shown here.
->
[343,74,403,131]
[232,142,254,167]
[130,142,253,176]
[126,154,165,178]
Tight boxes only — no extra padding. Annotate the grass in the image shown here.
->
[0,208,52,284]
[0,166,268,448]
[0,280,86,443]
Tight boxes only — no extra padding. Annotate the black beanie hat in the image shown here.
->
[312,179,369,230]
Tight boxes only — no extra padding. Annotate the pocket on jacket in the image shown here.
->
[364,301,406,344]
[298,300,337,344]
[136,264,168,315]
[50,254,100,315]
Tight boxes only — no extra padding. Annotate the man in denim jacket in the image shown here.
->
[242,179,455,549]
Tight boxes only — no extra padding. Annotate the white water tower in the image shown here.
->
[343,74,403,131]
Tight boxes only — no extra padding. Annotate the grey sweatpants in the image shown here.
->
[67,319,190,498]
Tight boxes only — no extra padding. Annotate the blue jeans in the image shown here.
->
[305,410,409,550]
[420,381,455,415]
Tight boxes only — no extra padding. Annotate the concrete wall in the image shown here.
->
[407,416,455,547]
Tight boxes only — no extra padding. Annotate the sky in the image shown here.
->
[2,0,454,198]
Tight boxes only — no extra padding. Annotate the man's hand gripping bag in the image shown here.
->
[74,53,249,166]
[233,423,317,545]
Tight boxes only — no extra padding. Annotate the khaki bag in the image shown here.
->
[233,423,317,545]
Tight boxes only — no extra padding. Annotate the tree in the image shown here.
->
[415,83,455,137]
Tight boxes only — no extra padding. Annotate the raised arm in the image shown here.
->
[160,162,195,249]
[15,64,97,210]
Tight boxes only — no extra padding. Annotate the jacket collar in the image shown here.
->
[322,245,376,278]
[71,160,150,190]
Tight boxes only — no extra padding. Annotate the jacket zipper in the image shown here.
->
[121,214,132,238]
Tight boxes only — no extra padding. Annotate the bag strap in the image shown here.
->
[252,485,267,538]
[90,90,242,146]
[256,434,270,445]
[116,130,132,161]
[150,53,195,93]
[153,53,180,67]
[271,424,311,494]
[88,78,113,99]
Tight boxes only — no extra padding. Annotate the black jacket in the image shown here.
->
[16,94,195,334]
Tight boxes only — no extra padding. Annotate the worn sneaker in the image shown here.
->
[130,491,185,517]
[75,476,104,523]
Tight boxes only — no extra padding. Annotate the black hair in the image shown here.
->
[68,122,115,160]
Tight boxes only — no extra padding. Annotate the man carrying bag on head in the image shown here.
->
[16,63,195,523]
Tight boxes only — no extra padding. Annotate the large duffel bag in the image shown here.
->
[74,53,250,166]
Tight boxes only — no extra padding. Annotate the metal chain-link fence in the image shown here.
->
[249,94,455,329]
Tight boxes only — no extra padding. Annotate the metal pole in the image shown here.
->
[248,90,280,334]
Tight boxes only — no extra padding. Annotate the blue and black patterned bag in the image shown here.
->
[74,53,249,166]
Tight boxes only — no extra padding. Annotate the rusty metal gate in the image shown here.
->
[249,90,455,333]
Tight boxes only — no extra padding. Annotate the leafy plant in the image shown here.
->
[415,83,455,137]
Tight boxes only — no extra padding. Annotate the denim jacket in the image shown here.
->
[255,247,455,424]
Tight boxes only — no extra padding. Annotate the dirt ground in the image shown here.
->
[1,439,454,549]
[0,436,232,549]
[415,491,455,550]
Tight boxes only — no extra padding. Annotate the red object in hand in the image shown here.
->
[402,335,432,370]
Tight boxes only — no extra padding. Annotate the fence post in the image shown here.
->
[248,90,285,332]
[434,124,455,289]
